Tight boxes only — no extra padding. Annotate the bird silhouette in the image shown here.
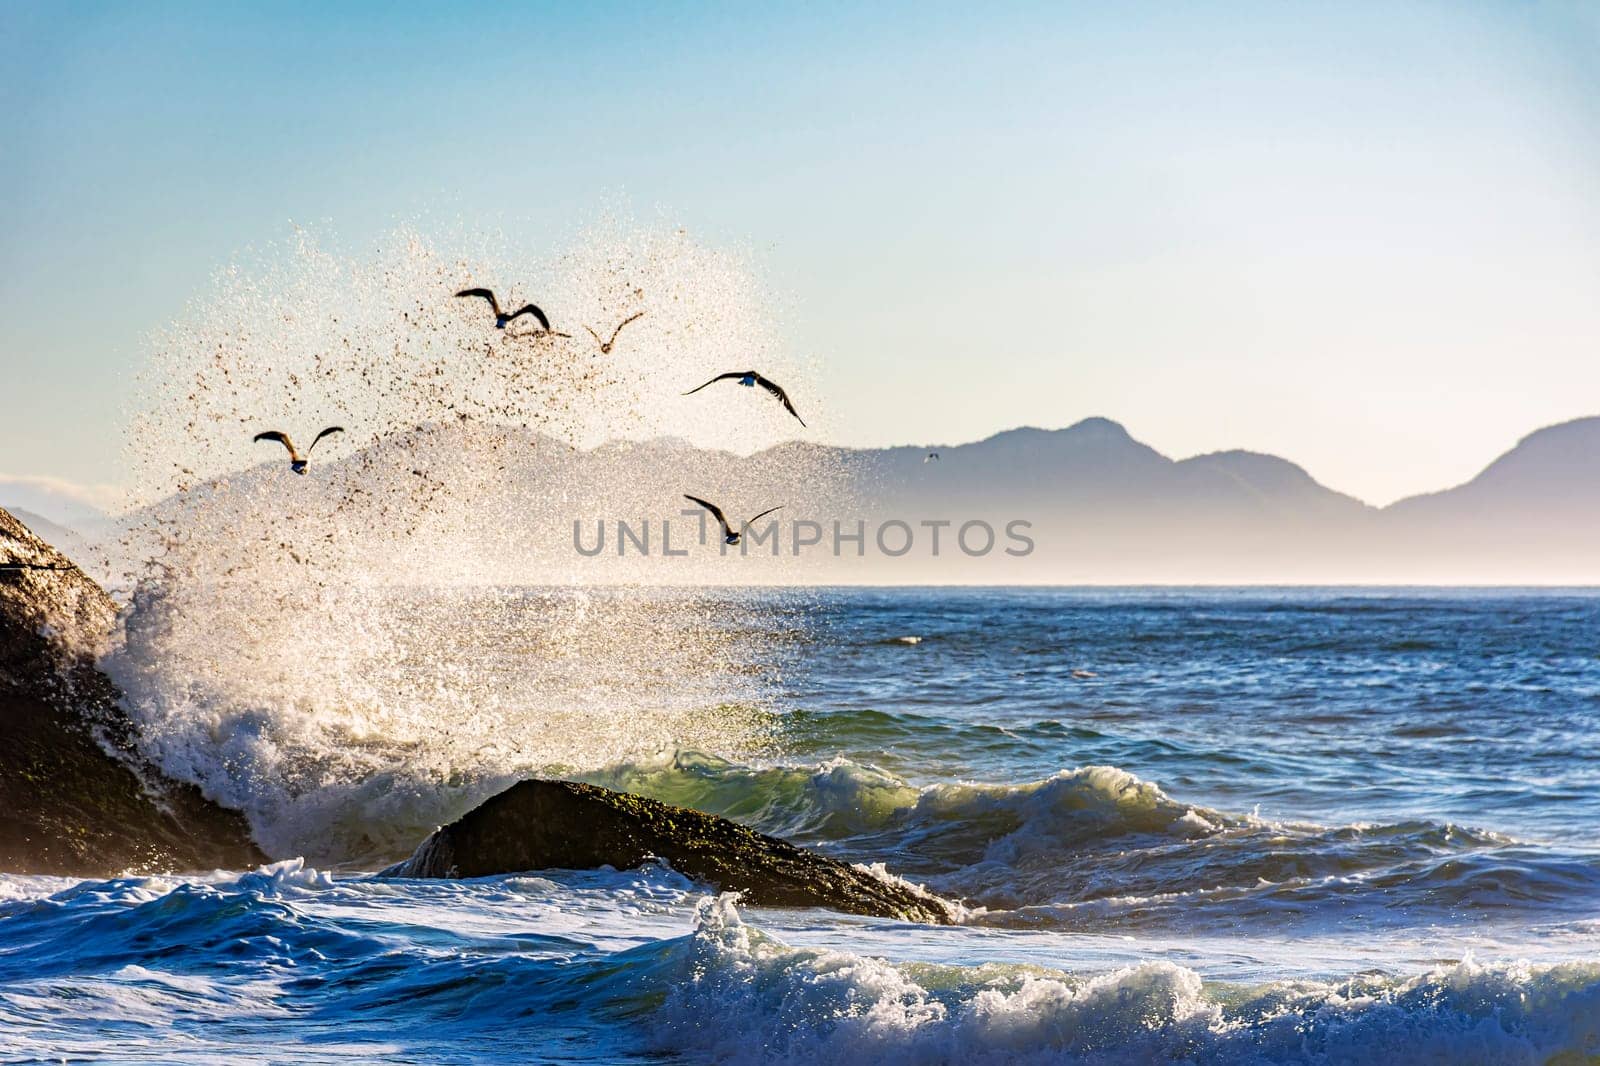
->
[254,427,344,475]
[925,452,940,462]
[683,495,782,546]
[454,288,561,332]
[584,311,645,354]
[683,371,805,426]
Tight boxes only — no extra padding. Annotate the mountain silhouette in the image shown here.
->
[53,414,1600,584]
[1388,417,1600,521]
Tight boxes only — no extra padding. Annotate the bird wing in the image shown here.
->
[506,304,551,331]
[682,372,746,396]
[455,288,501,316]
[307,426,345,454]
[608,311,645,345]
[753,374,806,427]
[745,506,783,527]
[684,494,733,540]
[253,430,299,461]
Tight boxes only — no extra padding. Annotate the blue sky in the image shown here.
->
[4,1,1600,509]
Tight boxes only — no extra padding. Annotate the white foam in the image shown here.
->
[650,897,1600,1065]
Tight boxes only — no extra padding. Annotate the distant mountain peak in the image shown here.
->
[1179,450,1370,511]
[977,418,1134,449]
[1385,413,1600,516]
[1063,416,1131,437]
[1183,449,1314,479]
[1510,415,1600,451]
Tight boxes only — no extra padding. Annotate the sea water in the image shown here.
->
[3,587,1598,1064]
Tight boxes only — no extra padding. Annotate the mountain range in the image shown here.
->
[825,415,1600,581]
[6,415,1599,584]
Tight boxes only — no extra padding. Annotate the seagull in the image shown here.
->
[682,371,805,426]
[454,288,557,332]
[683,495,782,546]
[584,311,645,354]
[253,427,344,475]
[925,452,940,462]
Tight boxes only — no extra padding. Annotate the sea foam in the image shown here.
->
[648,896,1600,1066]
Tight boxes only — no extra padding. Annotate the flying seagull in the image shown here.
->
[254,427,344,475]
[584,311,645,354]
[455,288,556,332]
[682,371,805,426]
[925,452,940,462]
[683,495,782,546]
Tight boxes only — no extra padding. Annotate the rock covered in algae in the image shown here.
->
[0,506,264,875]
[385,778,960,924]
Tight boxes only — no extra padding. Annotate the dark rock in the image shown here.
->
[0,506,264,875]
[384,778,960,924]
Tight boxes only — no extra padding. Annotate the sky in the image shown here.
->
[3,1,1599,512]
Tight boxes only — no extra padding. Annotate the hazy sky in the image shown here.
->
[3,1,1599,510]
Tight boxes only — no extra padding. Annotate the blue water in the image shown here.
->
[4,589,1599,1063]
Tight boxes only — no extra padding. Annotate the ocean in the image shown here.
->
[3,587,1598,1063]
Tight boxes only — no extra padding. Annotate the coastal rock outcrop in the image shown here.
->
[0,507,264,875]
[384,778,960,924]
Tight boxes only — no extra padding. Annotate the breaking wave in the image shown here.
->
[7,869,1595,1064]
[644,895,1600,1066]
[101,219,844,863]
[580,752,1600,931]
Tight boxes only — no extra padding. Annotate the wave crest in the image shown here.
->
[647,896,1600,1065]
[579,752,1600,926]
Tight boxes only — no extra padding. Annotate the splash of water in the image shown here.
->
[105,219,841,863]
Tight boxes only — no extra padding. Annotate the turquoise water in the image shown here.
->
[3,589,1598,1063]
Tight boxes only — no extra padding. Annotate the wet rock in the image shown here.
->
[385,778,960,924]
[0,507,264,875]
